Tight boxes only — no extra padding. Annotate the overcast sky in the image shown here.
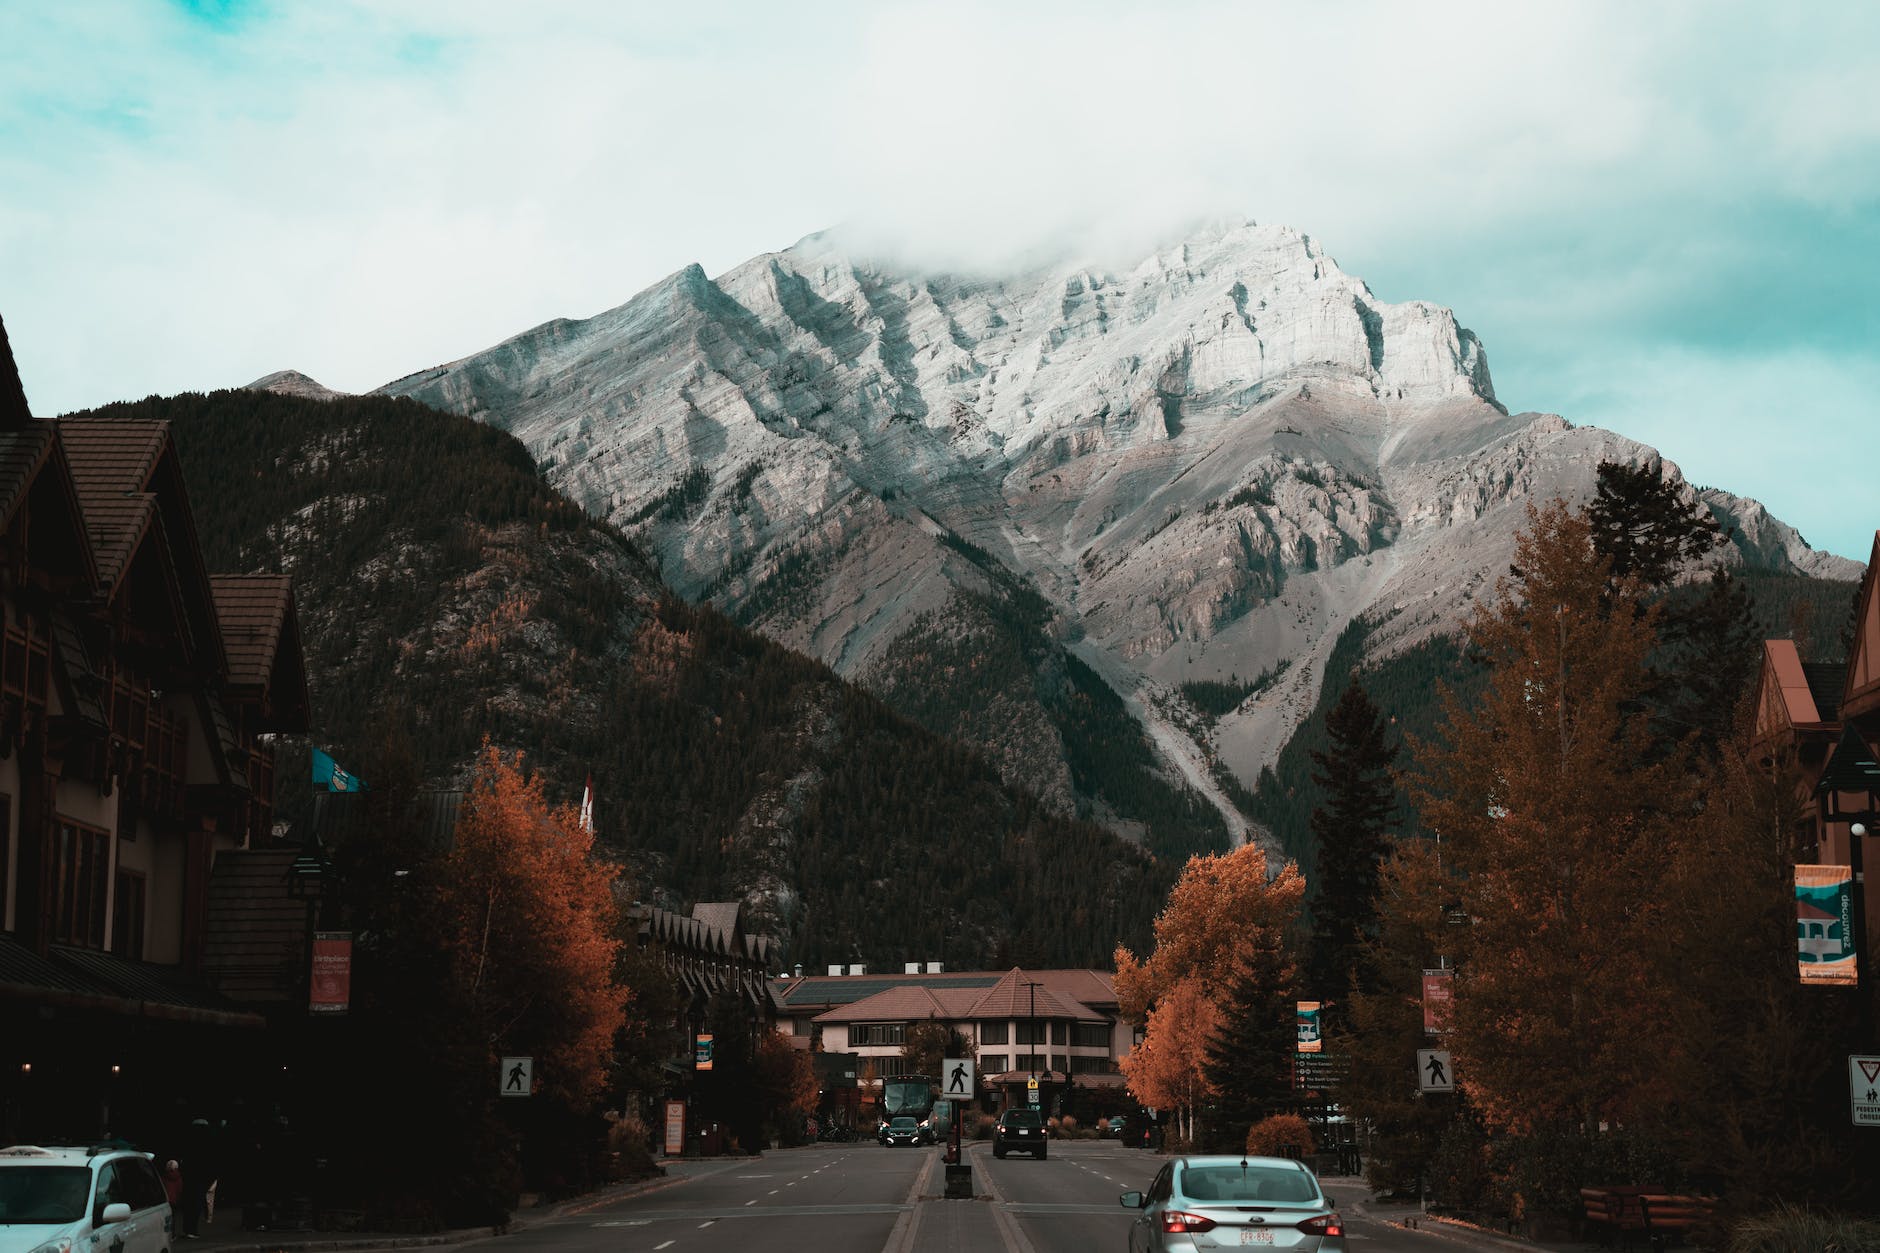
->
[2,1,1874,559]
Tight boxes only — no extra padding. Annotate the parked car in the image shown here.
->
[1103,1115,1129,1140]
[880,1117,922,1147]
[1119,1155,1345,1251]
[992,1108,1046,1159]
[0,1143,173,1253]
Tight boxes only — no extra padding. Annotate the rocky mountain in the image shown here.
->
[66,387,1172,969]
[372,219,1858,856]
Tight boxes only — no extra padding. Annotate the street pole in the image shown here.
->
[1023,980,1043,1097]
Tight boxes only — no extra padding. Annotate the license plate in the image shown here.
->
[1239,1231,1274,1245]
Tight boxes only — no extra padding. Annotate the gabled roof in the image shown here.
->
[210,575,310,730]
[963,967,1106,1022]
[1755,639,1835,737]
[693,902,741,947]
[56,419,168,592]
[1841,530,1880,724]
[813,983,958,1024]
[1815,726,1880,799]
[0,315,32,430]
[0,426,57,527]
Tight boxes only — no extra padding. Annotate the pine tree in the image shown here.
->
[1586,459,1727,587]
[1202,926,1296,1146]
[1655,568,1760,753]
[1304,680,1399,1014]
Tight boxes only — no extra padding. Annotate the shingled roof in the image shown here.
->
[54,418,169,593]
[0,314,33,430]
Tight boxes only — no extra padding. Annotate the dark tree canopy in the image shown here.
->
[1304,680,1400,1010]
[1202,931,1296,1145]
[1586,459,1728,587]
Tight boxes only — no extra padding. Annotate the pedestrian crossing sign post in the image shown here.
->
[501,1056,533,1098]
[1417,1050,1454,1093]
[943,1058,975,1100]
[1852,1055,1880,1126]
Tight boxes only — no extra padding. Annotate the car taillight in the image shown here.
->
[1298,1212,1344,1237]
[1161,1210,1216,1234]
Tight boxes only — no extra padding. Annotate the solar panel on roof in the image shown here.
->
[777,976,1000,1005]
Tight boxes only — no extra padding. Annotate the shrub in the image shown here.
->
[971,1113,996,1141]
[1727,1204,1880,1253]
[1059,1115,1078,1134]
[1245,1114,1316,1158]
[606,1111,657,1180]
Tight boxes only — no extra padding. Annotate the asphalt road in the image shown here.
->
[482,1140,1483,1253]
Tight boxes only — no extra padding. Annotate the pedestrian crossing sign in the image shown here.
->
[943,1058,975,1100]
[1417,1049,1453,1093]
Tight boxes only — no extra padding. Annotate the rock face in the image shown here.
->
[246,369,351,403]
[375,219,1859,847]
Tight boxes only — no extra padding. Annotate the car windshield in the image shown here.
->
[0,1166,93,1225]
[1179,1164,1320,1204]
[1002,1111,1042,1127]
[890,1118,917,1129]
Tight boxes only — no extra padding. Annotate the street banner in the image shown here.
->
[695,1032,714,1071]
[308,931,351,1013]
[1796,865,1858,985]
[1296,1001,1322,1054]
[664,1099,686,1155]
[1422,970,1454,1033]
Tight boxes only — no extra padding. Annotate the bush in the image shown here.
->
[606,1111,658,1180]
[1727,1204,1880,1253]
[971,1113,996,1141]
[1059,1115,1078,1134]
[1485,1128,1682,1229]
[1245,1114,1316,1158]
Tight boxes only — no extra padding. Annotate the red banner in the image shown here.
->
[310,931,352,1013]
[1422,969,1453,1033]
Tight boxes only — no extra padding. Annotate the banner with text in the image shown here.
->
[309,931,352,1013]
[695,1033,715,1071]
[1296,1001,1322,1054]
[1796,865,1858,986]
[1422,969,1454,1033]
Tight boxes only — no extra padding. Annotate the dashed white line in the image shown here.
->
[698,1220,715,1228]
[655,1243,674,1251]
[744,1199,757,1206]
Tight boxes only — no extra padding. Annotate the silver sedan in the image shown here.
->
[1119,1155,1347,1251]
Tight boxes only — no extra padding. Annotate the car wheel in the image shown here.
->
[994,1146,1006,1158]
[1037,1147,1047,1159]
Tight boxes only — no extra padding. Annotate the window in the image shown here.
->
[1071,1056,1116,1074]
[978,1021,1008,1044]
[851,1023,905,1046]
[1052,1054,1068,1072]
[981,1054,1008,1074]
[118,1158,166,1212]
[53,819,111,949]
[1073,1023,1110,1048]
[1015,1022,1047,1045]
[878,1056,909,1077]
[1050,1022,1067,1045]
[112,870,145,960]
[1016,1053,1045,1072]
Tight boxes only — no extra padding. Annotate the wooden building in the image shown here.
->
[0,316,310,1145]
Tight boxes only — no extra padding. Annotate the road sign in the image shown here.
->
[1417,1050,1454,1093]
[500,1056,533,1097]
[1026,1076,1038,1090]
[1852,1056,1880,1126]
[943,1058,976,1099]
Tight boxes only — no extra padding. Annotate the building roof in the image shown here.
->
[0,314,32,429]
[813,984,960,1024]
[55,418,168,593]
[0,932,265,1028]
[800,966,1111,1025]
[773,972,1003,1009]
[1804,663,1847,723]
[210,575,293,689]
[0,426,56,527]
[963,968,1107,1022]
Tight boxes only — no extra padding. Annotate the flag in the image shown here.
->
[311,747,367,793]
[1296,1001,1322,1054]
[580,775,594,833]
[1796,865,1857,985]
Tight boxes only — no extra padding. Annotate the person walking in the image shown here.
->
[178,1118,217,1238]
[161,1161,183,1211]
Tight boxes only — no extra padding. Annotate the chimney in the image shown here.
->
[926,961,944,973]
[904,962,922,974]
[793,964,803,979]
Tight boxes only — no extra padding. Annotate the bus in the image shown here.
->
[879,1074,939,1144]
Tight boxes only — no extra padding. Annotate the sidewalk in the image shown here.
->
[1320,1179,1604,1253]
[181,1153,764,1253]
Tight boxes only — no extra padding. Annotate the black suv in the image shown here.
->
[992,1108,1046,1159]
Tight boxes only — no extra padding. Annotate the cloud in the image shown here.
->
[0,0,1874,557]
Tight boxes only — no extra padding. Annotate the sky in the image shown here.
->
[1,1,1875,560]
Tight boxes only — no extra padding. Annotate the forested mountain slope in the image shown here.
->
[66,388,1173,968]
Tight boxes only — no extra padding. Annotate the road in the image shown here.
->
[486,1140,1487,1253]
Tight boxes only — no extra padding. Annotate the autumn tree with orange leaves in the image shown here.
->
[1115,843,1305,1146]
[439,743,629,1107]
[1408,501,1696,1135]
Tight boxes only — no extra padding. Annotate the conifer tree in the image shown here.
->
[1304,679,1399,1014]
[1410,501,1697,1134]
[1586,459,1727,586]
[1202,925,1296,1145]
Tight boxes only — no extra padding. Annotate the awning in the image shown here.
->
[0,936,265,1029]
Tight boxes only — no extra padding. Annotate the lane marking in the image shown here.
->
[744,1199,756,1206]
[698,1220,715,1228]
[655,1243,674,1251]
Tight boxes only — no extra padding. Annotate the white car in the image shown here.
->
[0,1145,173,1253]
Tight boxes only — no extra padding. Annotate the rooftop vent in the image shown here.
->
[849,964,867,976]
[926,961,944,973]
[827,964,844,977]
[904,962,922,974]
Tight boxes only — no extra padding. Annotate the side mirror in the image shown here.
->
[100,1203,133,1224]
[1119,1191,1144,1209]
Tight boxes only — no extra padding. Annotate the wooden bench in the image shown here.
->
[1638,1193,1717,1249]
[1582,1187,1650,1249]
